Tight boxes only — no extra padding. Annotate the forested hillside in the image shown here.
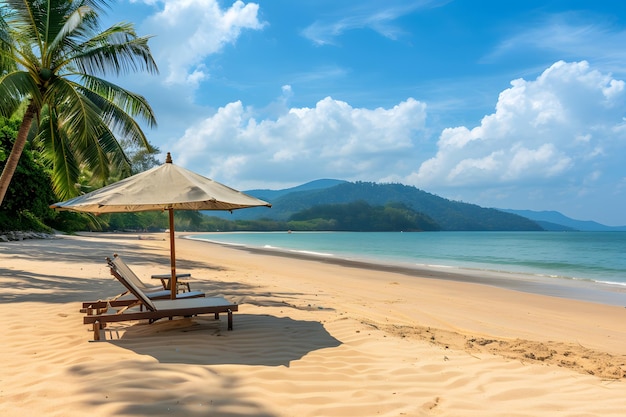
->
[289,201,440,231]
[231,181,543,231]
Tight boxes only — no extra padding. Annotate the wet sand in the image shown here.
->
[1,232,625,416]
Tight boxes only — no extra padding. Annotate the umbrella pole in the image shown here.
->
[168,208,177,299]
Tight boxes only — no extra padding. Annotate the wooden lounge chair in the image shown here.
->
[81,254,205,312]
[83,256,238,341]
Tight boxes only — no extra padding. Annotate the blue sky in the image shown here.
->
[104,0,626,225]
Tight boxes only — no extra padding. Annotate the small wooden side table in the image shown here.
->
[151,273,192,293]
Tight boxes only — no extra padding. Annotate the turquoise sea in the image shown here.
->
[189,231,626,306]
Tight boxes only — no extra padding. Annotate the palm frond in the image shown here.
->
[46,5,97,65]
[0,70,40,116]
[85,90,154,150]
[45,77,135,189]
[80,0,113,16]
[80,123,131,181]
[46,78,109,151]
[37,104,81,199]
[7,0,53,59]
[69,22,158,77]
[77,73,157,143]
[78,74,156,123]
[0,7,15,60]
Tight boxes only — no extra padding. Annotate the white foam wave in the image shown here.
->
[289,249,334,257]
[596,280,626,288]
[186,236,247,247]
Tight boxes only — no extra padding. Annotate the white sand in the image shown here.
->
[1,233,625,416]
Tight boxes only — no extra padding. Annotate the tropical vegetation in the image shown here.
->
[0,110,55,231]
[0,110,160,233]
[289,200,440,231]
[88,201,440,233]
[0,0,158,207]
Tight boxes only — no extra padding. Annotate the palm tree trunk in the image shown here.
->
[0,102,37,206]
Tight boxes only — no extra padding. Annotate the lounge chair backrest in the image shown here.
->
[111,255,151,290]
[109,255,157,311]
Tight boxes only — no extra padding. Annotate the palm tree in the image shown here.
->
[0,0,158,205]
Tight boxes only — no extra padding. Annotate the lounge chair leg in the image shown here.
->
[93,321,101,341]
[227,309,233,331]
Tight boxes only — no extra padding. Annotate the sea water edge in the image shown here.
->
[187,231,626,306]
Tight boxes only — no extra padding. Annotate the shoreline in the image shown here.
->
[2,232,626,416]
[186,234,626,307]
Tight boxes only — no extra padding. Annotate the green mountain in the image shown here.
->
[246,179,347,201]
[217,180,542,231]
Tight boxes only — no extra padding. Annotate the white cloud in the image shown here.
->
[153,58,626,223]
[301,0,448,46]
[171,96,427,187]
[486,13,626,71]
[409,61,625,191]
[142,0,265,86]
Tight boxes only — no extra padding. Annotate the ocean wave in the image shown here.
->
[187,231,626,290]
[289,249,334,257]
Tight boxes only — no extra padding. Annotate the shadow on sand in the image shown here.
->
[106,312,342,367]
[71,311,342,416]
[0,234,231,304]
[3,235,342,416]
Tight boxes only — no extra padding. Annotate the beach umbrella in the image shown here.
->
[51,152,271,299]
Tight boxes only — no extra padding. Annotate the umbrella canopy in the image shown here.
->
[51,152,271,298]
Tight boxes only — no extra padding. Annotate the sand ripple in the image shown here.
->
[2,235,626,416]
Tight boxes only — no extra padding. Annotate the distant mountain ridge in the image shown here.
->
[246,179,347,201]
[498,209,626,231]
[211,179,623,231]
[216,180,539,231]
